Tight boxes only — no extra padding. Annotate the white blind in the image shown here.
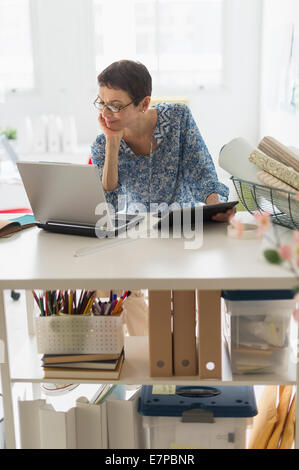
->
[93,0,224,91]
[0,0,34,90]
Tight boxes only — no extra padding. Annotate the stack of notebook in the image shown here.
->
[41,348,125,380]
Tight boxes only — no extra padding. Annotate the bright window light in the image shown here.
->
[0,0,35,91]
[93,0,224,91]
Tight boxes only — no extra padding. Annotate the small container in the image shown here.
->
[138,385,257,449]
[35,311,124,355]
[222,290,295,375]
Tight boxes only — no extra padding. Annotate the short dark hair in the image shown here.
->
[97,60,152,106]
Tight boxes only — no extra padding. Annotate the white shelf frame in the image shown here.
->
[10,334,297,387]
[0,215,298,449]
[1,288,298,449]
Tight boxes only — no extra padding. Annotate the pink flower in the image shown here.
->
[292,232,299,266]
[253,211,272,237]
[293,294,299,322]
[229,215,244,238]
[278,244,293,261]
[292,309,299,322]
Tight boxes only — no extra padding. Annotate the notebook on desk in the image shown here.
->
[17,161,143,237]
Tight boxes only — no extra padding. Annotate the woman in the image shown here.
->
[91,60,234,335]
[91,59,233,219]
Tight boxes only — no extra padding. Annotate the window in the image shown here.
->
[93,0,225,92]
[0,0,35,91]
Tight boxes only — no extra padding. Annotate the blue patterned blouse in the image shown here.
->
[91,102,229,212]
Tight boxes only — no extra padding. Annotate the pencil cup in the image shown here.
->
[35,310,124,355]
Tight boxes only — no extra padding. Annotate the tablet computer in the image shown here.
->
[153,201,238,229]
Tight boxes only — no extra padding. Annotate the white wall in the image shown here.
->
[189,0,262,158]
[1,0,97,155]
[260,0,299,148]
[0,0,262,165]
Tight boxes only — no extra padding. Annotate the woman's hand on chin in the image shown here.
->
[98,113,124,141]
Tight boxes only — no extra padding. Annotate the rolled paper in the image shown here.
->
[219,137,261,184]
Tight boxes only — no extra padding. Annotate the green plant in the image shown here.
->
[0,127,17,140]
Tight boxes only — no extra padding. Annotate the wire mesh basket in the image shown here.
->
[231,176,299,229]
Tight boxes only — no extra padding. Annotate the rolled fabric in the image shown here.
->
[256,170,296,193]
[267,386,293,449]
[258,136,299,172]
[219,137,261,184]
[279,393,296,449]
[249,150,299,190]
[248,385,278,449]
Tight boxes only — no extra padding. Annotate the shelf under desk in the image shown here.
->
[10,335,297,386]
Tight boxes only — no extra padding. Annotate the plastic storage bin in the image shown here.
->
[222,290,295,375]
[35,311,124,355]
[138,385,257,449]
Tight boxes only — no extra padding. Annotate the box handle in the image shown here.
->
[176,387,221,398]
[181,408,215,423]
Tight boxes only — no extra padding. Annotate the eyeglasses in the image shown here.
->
[93,97,134,113]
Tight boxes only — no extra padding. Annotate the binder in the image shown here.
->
[17,116,33,154]
[106,390,145,449]
[76,399,108,449]
[47,114,60,153]
[18,399,46,448]
[197,290,222,379]
[39,404,76,449]
[61,115,78,154]
[173,290,197,376]
[18,398,108,449]
[148,290,173,377]
[32,115,48,153]
[56,115,63,153]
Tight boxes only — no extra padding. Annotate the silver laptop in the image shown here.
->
[17,161,143,237]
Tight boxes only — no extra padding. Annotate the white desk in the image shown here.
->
[0,214,298,448]
[0,216,295,290]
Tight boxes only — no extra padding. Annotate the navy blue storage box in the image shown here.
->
[138,386,257,449]
[139,385,257,418]
[222,290,294,301]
